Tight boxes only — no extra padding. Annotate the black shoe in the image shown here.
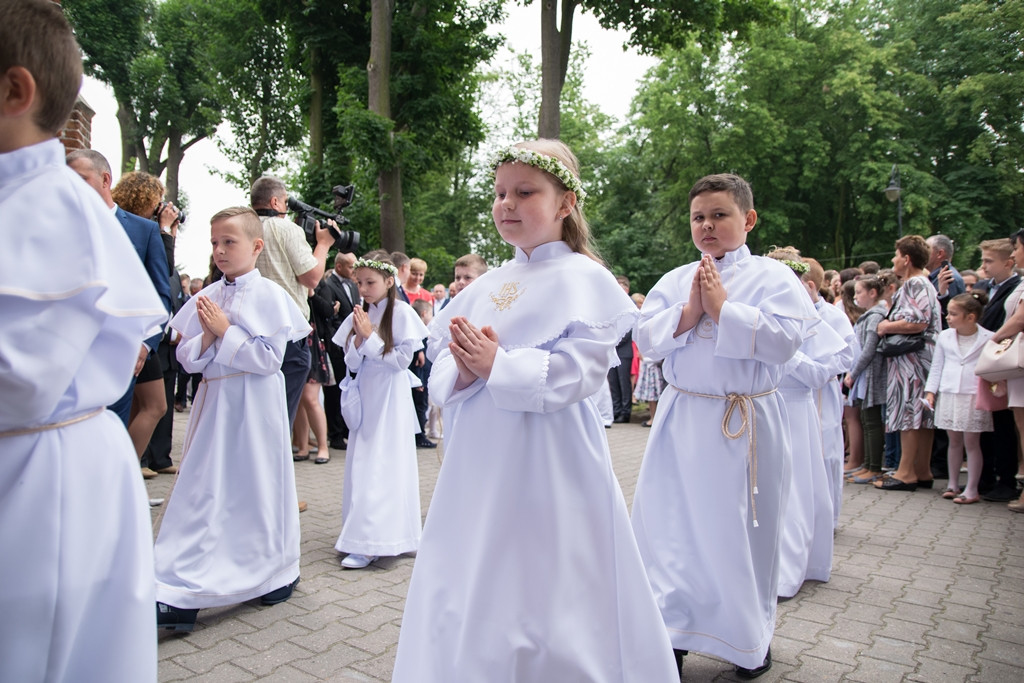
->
[156,602,198,632]
[735,647,772,679]
[329,439,347,450]
[613,415,631,424]
[917,479,934,489]
[261,576,299,605]
[416,437,437,449]
[673,649,688,675]
[983,486,1018,502]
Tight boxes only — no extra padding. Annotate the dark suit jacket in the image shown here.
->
[980,274,1022,332]
[316,272,359,377]
[115,205,171,349]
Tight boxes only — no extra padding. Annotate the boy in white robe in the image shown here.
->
[632,174,819,678]
[0,2,166,680]
[154,208,310,631]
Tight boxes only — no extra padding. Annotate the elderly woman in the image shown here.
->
[875,235,942,491]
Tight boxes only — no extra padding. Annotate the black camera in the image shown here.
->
[154,201,185,227]
[287,184,360,253]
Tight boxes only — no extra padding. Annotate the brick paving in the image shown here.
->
[149,409,1024,681]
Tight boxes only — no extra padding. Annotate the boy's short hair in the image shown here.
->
[250,176,287,208]
[390,252,411,269]
[839,267,862,283]
[857,260,880,274]
[211,207,264,241]
[409,257,427,273]
[688,173,754,213]
[0,0,83,135]
[803,257,827,290]
[895,235,930,269]
[454,253,488,275]
[979,238,1013,259]
[411,299,432,317]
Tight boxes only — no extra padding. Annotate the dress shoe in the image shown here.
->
[917,479,934,489]
[156,465,178,475]
[261,577,299,605]
[174,402,186,413]
[329,438,347,450]
[341,553,377,569]
[157,602,198,632]
[673,649,688,675]
[983,486,1018,502]
[1007,497,1024,513]
[613,415,631,424]
[735,647,772,679]
[140,467,158,480]
[298,501,307,513]
[416,437,437,449]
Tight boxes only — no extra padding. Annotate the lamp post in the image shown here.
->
[885,164,903,238]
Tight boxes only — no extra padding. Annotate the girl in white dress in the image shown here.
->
[924,292,994,504]
[332,257,427,569]
[392,140,678,682]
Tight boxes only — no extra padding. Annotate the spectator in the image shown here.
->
[405,258,434,305]
[452,253,487,296]
[317,252,360,450]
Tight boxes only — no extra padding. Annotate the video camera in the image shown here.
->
[288,184,360,253]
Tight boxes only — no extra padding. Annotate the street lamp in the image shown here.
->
[885,164,903,238]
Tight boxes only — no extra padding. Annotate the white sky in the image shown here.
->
[79,2,657,276]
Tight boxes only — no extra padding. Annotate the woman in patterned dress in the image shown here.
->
[875,235,943,491]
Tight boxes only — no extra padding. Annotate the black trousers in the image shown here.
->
[141,343,176,471]
[608,362,633,421]
[980,409,1018,492]
[281,339,311,428]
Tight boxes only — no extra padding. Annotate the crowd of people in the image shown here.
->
[4,3,1024,681]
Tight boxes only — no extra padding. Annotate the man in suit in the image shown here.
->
[67,150,174,476]
[317,252,359,449]
[977,238,1022,502]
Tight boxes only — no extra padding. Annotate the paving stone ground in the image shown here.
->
[149,408,1024,682]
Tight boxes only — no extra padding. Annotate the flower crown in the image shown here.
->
[780,259,809,275]
[489,146,588,208]
[353,258,398,277]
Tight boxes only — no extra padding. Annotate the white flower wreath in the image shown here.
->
[353,258,398,277]
[489,146,588,207]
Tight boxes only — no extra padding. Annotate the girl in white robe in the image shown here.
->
[392,140,678,682]
[155,223,310,625]
[1,138,167,682]
[332,258,427,569]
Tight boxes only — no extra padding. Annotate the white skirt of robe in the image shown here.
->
[820,380,844,528]
[631,387,791,670]
[0,411,157,683]
[335,360,421,557]
[777,386,833,598]
[392,392,678,683]
[154,371,300,609]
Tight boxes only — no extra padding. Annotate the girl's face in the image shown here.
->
[355,268,393,305]
[946,303,975,333]
[854,281,878,309]
[492,162,573,256]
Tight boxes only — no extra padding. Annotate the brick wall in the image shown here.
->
[60,97,94,153]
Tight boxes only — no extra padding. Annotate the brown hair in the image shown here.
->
[508,139,601,263]
[211,207,264,241]
[0,0,82,134]
[111,172,165,219]
[803,257,826,290]
[855,275,885,300]
[454,253,487,275]
[348,260,398,355]
[689,173,754,213]
[895,235,930,269]
[949,291,987,319]
[841,280,865,325]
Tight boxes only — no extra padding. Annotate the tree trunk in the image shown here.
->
[310,46,323,167]
[164,131,183,204]
[116,98,139,173]
[369,0,404,251]
[537,0,577,139]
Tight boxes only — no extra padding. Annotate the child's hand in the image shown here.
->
[197,296,229,338]
[673,266,705,337]
[352,306,373,341]
[924,392,935,409]
[843,373,854,389]
[449,317,499,381]
[698,255,727,322]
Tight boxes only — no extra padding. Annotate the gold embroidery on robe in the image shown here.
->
[490,282,524,311]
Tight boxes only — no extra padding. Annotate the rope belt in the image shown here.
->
[0,407,106,439]
[670,386,777,527]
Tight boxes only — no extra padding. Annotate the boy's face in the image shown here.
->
[453,266,480,295]
[689,191,756,259]
[210,217,262,281]
[980,250,1014,282]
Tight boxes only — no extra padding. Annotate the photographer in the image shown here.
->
[250,176,333,438]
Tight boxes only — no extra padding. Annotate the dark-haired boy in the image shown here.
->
[631,174,819,678]
[0,1,165,680]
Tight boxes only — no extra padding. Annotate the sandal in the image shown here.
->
[852,474,881,484]
[941,488,960,499]
[293,452,310,462]
[875,476,917,491]
[953,495,980,505]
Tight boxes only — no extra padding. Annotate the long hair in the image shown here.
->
[347,263,398,356]
[511,139,602,263]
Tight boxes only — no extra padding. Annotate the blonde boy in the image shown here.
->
[0,1,166,680]
[154,208,310,631]
[631,174,819,678]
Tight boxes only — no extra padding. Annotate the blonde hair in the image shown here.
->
[409,257,427,274]
[507,139,601,263]
[211,207,264,241]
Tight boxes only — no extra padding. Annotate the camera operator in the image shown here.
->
[250,176,333,448]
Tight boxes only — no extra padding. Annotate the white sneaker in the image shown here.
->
[341,553,376,569]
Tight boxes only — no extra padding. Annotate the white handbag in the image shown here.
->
[975,334,1024,381]
[339,374,362,430]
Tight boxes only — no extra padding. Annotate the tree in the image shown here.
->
[521,0,784,138]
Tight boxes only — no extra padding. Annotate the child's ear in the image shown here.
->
[743,209,758,232]
[252,238,264,257]
[559,191,577,219]
[0,66,37,118]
